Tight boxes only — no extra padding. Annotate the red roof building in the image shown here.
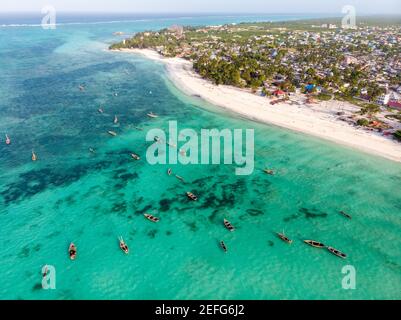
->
[388,100,401,110]
[273,89,286,96]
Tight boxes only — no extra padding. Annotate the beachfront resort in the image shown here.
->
[110,17,401,145]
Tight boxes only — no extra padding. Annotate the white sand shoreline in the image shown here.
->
[113,48,401,163]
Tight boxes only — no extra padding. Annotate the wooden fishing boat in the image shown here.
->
[220,241,227,252]
[223,219,235,232]
[131,153,140,160]
[114,115,119,124]
[186,192,198,201]
[69,243,77,260]
[167,141,177,148]
[144,214,160,223]
[42,265,48,278]
[304,240,325,248]
[327,246,347,259]
[31,150,37,161]
[339,211,352,219]
[277,232,292,244]
[119,237,129,254]
[264,169,275,175]
[147,112,159,118]
[5,134,11,145]
[98,108,104,114]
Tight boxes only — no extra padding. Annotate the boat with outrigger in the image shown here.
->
[131,153,140,161]
[277,232,293,244]
[223,219,235,232]
[327,246,347,259]
[69,243,77,260]
[119,236,129,254]
[304,240,325,248]
[147,112,159,118]
[186,192,198,201]
[108,131,117,137]
[220,241,227,253]
[144,213,160,223]
[5,134,11,145]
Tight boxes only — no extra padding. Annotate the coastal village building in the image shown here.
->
[273,89,286,97]
[376,93,391,105]
[388,100,401,110]
[112,21,400,120]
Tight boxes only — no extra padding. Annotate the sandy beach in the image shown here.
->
[114,48,401,163]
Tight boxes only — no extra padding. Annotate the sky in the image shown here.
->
[0,0,400,14]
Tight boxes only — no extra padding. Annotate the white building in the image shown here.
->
[389,91,401,101]
[376,93,390,105]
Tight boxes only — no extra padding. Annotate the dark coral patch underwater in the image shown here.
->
[1,160,113,205]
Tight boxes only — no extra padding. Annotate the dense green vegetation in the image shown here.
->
[316,93,332,101]
[357,118,370,127]
[394,130,401,142]
[360,104,381,115]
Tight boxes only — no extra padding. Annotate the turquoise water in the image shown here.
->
[0,14,401,300]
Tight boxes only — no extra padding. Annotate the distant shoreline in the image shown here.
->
[111,48,401,163]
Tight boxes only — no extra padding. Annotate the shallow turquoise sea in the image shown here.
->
[0,14,401,300]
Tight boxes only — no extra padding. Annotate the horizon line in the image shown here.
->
[0,11,400,16]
